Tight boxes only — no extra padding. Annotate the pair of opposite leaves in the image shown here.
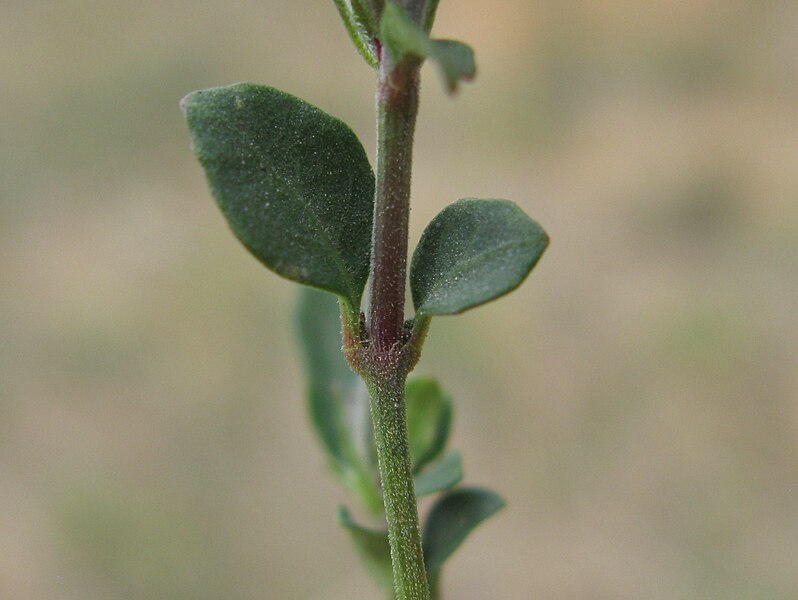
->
[182,83,548,320]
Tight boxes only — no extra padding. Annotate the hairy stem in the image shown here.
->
[365,369,428,600]
[364,21,430,599]
[368,56,419,352]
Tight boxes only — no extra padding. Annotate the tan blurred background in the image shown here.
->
[2,1,798,598]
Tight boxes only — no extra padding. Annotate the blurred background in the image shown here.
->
[2,1,797,598]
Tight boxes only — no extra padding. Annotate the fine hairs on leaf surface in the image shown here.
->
[183,2,549,598]
[411,198,549,316]
[182,84,375,315]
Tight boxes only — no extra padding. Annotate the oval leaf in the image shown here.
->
[182,83,375,312]
[423,487,506,579]
[413,450,463,497]
[406,377,452,473]
[296,289,367,465]
[338,506,393,593]
[410,199,548,316]
[297,289,381,514]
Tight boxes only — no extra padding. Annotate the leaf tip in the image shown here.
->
[179,90,200,116]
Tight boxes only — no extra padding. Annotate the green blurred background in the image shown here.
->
[2,1,797,598]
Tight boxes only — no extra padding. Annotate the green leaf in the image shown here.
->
[352,0,384,29]
[296,288,361,464]
[429,40,476,92]
[410,199,549,316]
[423,487,506,579]
[333,0,379,68]
[413,450,463,497]
[338,507,393,593]
[379,2,476,93]
[380,2,429,58]
[405,377,452,473]
[182,83,375,313]
[424,0,440,32]
[296,288,381,514]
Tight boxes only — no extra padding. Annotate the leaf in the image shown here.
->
[296,288,381,514]
[296,288,360,464]
[379,2,476,93]
[423,487,506,579]
[333,0,379,68]
[410,199,549,316]
[352,0,384,29]
[380,2,429,58]
[424,0,440,32]
[429,40,476,92]
[413,451,463,497]
[182,83,375,313]
[405,377,452,473]
[338,507,393,593]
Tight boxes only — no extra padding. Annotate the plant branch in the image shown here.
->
[365,369,429,600]
[368,54,420,353]
[364,39,430,599]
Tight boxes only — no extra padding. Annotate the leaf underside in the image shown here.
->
[182,83,375,312]
[296,288,380,514]
[296,288,368,466]
[410,198,549,316]
[405,377,452,473]
[423,487,506,579]
[413,450,463,497]
[339,506,393,592]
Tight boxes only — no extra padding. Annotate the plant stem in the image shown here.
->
[364,33,430,600]
[365,370,428,600]
[369,55,419,352]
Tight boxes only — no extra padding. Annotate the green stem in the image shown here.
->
[365,369,429,600]
[362,17,430,598]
